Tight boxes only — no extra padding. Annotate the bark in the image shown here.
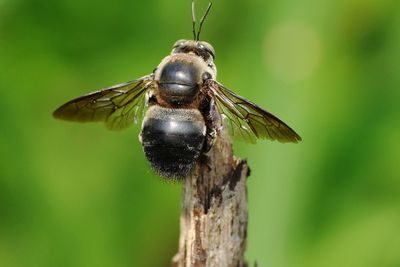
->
[172,127,250,267]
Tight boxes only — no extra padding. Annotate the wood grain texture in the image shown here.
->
[172,126,250,267]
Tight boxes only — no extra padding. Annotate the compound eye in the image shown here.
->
[198,41,215,59]
[173,39,187,48]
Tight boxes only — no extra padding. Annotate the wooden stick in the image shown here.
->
[172,127,250,267]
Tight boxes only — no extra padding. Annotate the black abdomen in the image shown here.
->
[140,106,206,179]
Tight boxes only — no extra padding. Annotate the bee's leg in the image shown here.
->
[198,99,219,172]
[200,97,219,153]
[199,124,214,172]
[204,127,216,152]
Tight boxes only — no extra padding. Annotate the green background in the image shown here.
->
[1,0,399,266]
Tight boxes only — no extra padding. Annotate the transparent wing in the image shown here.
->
[53,75,154,131]
[207,80,302,143]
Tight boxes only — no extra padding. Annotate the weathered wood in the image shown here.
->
[172,127,250,267]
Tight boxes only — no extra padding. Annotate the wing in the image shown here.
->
[53,75,154,131]
[206,80,302,143]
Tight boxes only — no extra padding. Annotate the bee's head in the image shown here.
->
[172,39,215,61]
[170,0,214,62]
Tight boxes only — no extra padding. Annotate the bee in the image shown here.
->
[53,1,301,179]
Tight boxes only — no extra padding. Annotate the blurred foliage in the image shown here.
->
[0,0,399,266]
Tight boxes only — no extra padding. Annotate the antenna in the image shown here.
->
[192,0,196,40]
[196,2,212,41]
[191,1,213,41]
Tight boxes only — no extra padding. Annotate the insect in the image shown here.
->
[53,1,301,179]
